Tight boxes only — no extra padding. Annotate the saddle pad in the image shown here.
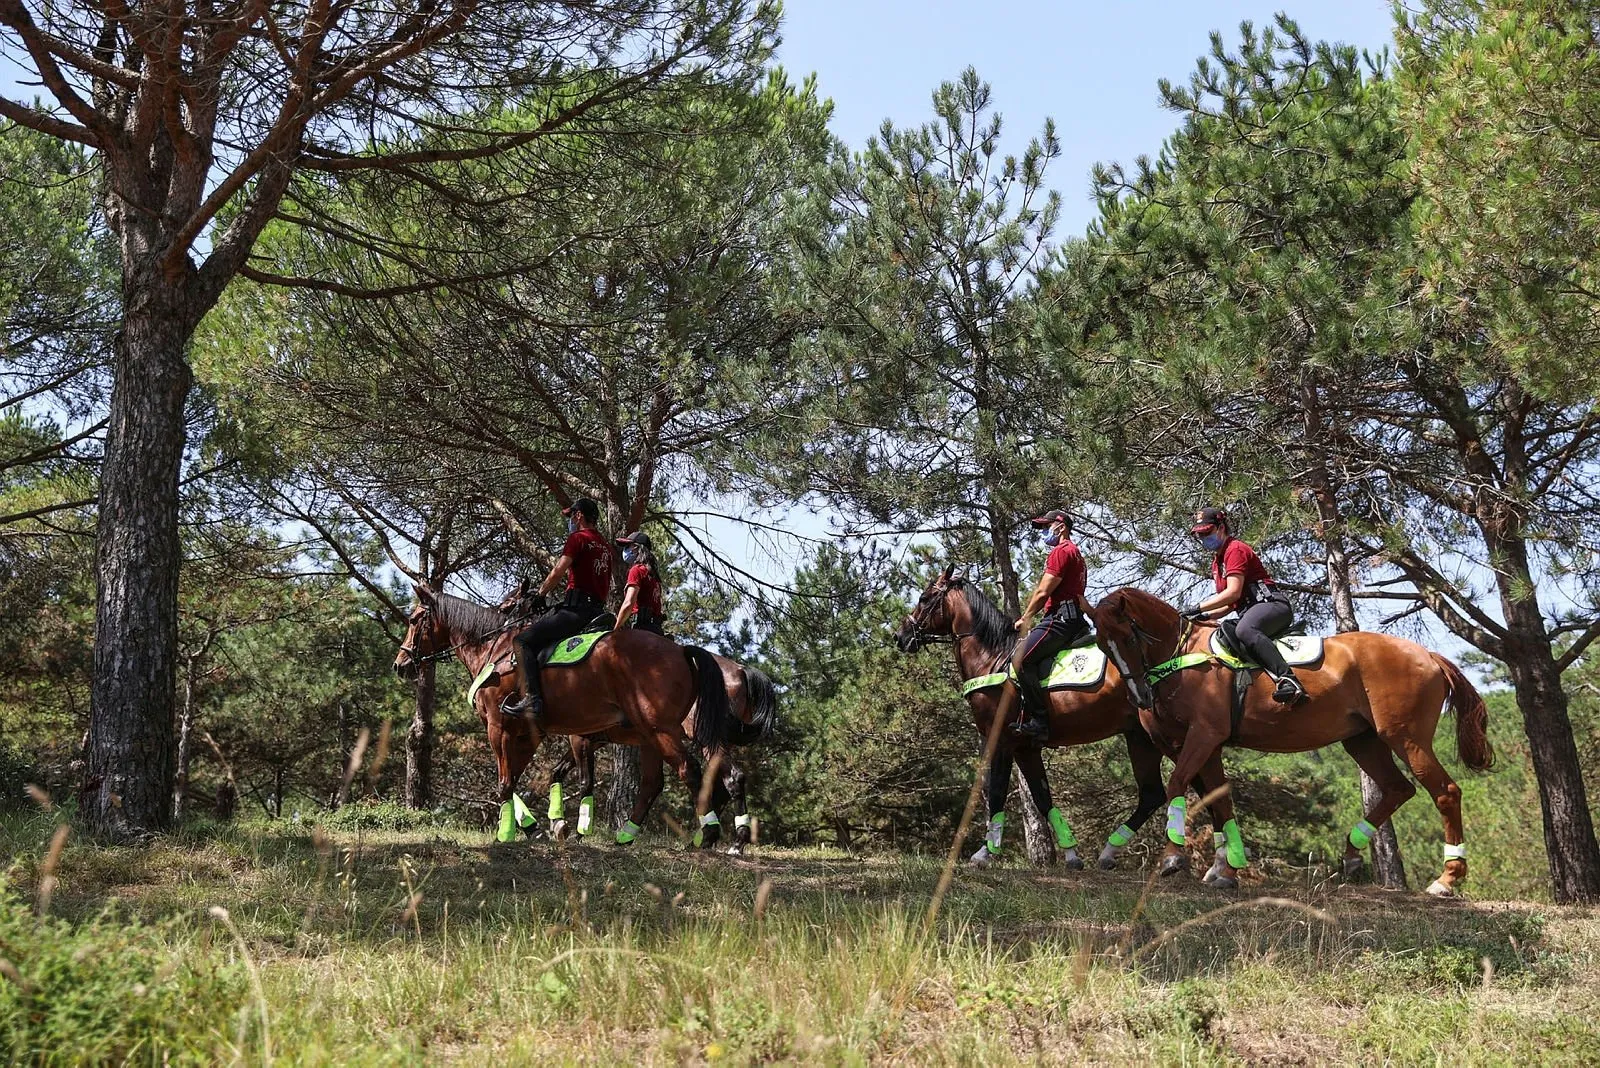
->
[1209,630,1324,668]
[1041,644,1109,691]
[539,629,609,668]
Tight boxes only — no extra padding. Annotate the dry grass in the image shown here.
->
[2,805,1598,1065]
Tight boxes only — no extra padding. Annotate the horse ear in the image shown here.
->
[940,561,954,582]
[414,583,437,607]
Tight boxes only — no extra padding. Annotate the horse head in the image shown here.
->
[393,582,444,680]
[1091,587,1178,710]
[895,561,959,653]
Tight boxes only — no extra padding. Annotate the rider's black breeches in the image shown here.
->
[1234,598,1294,677]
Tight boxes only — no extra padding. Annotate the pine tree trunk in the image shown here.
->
[84,304,193,841]
[608,744,640,832]
[405,660,435,808]
[1505,633,1600,903]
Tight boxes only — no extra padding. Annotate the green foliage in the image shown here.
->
[315,799,457,833]
[0,880,246,1064]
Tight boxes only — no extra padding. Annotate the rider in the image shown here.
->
[503,496,614,720]
[614,531,665,635]
[1012,508,1093,743]
[1182,506,1307,705]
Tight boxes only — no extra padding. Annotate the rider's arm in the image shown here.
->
[614,586,638,631]
[1191,574,1244,618]
[1016,572,1061,631]
[538,555,573,598]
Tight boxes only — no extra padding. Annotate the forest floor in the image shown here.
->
[3,807,1598,1065]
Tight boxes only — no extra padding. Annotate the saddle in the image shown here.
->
[1210,623,1324,669]
[960,632,1108,697]
[533,614,616,669]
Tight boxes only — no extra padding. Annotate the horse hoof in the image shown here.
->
[697,827,722,850]
[1426,880,1455,898]
[969,846,994,868]
[1202,865,1221,885]
[1341,854,1367,880]
[725,844,744,857]
[1159,854,1189,878]
[1097,849,1119,871]
[1211,875,1239,891]
[1064,852,1085,871]
[550,820,569,842]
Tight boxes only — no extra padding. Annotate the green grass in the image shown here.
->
[2,807,1598,1065]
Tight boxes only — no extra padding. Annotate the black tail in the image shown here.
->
[725,665,780,746]
[684,646,735,754]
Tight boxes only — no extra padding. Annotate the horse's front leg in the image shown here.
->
[1158,725,1227,879]
[1014,745,1082,869]
[972,745,1015,868]
[576,739,599,838]
[490,701,540,842]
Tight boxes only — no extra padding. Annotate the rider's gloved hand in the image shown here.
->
[1182,603,1209,620]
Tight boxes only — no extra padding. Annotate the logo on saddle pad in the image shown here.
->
[1208,630,1324,669]
[540,629,608,668]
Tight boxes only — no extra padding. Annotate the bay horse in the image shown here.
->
[895,564,1221,871]
[545,657,780,854]
[392,583,734,846]
[1092,587,1493,896]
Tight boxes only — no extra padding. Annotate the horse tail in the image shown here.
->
[724,666,781,746]
[684,646,735,754]
[1432,652,1494,771]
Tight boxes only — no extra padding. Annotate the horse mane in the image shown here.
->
[951,579,1017,656]
[430,590,508,640]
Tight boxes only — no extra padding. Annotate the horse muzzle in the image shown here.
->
[393,655,419,681]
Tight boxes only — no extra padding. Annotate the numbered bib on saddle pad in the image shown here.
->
[538,629,609,668]
[1208,629,1324,668]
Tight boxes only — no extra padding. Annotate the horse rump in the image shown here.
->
[1431,652,1494,771]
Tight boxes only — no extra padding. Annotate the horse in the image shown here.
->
[895,564,1223,872]
[545,656,780,854]
[392,583,735,846]
[1091,586,1493,896]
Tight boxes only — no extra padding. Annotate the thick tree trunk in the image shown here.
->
[608,744,640,832]
[405,660,435,808]
[1505,633,1600,903]
[84,304,193,841]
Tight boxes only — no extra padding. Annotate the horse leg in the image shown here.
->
[971,746,1015,868]
[1338,731,1416,883]
[1014,746,1082,869]
[1158,726,1228,879]
[548,739,581,841]
[616,748,664,846]
[1195,751,1245,890]
[576,740,598,838]
[1390,733,1466,896]
[692,750,730,849]
[1099,730,1170,870]
[494,719,539,843]
[723,757,751,855]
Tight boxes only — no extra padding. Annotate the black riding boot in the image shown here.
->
[1243,634,1307,704]
[1012,676,1050,742]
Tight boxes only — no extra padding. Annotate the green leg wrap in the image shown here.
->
[512,793,537,830]
[1165,797,1187,846]
[497,800,516,842]
[1348,818,1377,850]
[1106,823,1134,848]
[615,819,641,845]
[1046,807,1077,850]
[985,812,1005,855]
[1222,818,1246,869]
[577,796,594,836]
[546,782,564,822]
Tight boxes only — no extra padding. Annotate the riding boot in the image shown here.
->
[502,657,546,722]
[1244,634,1308,705]
[1011,678,1050,742]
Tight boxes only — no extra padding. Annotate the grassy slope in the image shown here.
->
[4,808,1598,1066]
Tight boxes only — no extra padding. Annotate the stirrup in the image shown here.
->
[1272,677,1308,705]
[502,694,543,720]
[1011,714,1049,741]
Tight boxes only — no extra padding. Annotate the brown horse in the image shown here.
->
[393,583,734,846]
[546,656,780,854]
[1092,587,1493,896]
[895,565,1221,871]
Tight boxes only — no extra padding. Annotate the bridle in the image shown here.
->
[1105,598,1195,707]
[397,603,534,667]
[902,578,974,651]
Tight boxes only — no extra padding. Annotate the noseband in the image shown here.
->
[902,579,975,650]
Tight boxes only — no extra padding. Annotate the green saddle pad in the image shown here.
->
[959,633,1107,697]
[1208,630,1324,668]
[539,629,609,668]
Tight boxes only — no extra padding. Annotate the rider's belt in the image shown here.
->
[563,590,605,613]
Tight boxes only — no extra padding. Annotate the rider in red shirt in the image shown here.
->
[505,496,615,721]
[1012,508,1093,743]
[614,531,665,635]
[1182,506,1307,704]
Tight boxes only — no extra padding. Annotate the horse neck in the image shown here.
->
[948,593,1009,679]
[1130,592,1186,659]
[437,619,506,674]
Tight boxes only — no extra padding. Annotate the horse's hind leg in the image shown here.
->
[1339,731,1416,882]
[1390,734,1465,895]
[576,740,599,838]
[616,748,664,846]
[692,749,730,849]
[1015,746,1083,869]
[722,756,751,854]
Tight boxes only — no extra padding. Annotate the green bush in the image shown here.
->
[315,799,456,832]
[0,880,247,1065]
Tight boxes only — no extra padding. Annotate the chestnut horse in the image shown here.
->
[895,565,1221,871]
[393,584,733,846]
[546,658,779,854]
[1092,587,1492,896]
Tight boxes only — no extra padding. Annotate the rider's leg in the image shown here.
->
[1236,600,1305,703]
[506,608,583,718]
[1013,619,1071,740]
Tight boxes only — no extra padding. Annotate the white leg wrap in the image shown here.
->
[576,797,594,835]
[1444,842,1466,860]
[700,811,720,827]
[734,813,752,830]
